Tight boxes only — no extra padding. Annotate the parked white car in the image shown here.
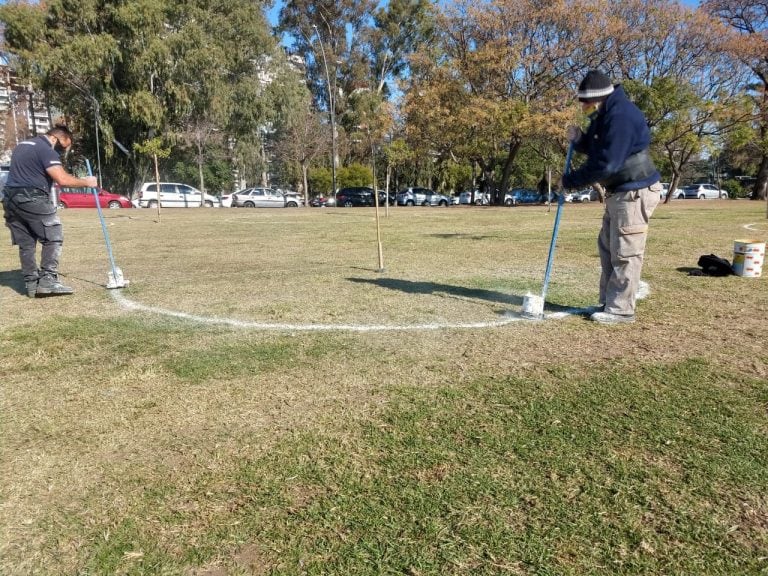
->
[459,190,489,205]
[660,182,683,200]
[231,187,302,208]
[680,183,729,199]
[137,182,220,208]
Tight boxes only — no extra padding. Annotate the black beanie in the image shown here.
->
[577,70,614,102]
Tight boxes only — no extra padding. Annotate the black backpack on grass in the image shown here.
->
[696,254,734,276]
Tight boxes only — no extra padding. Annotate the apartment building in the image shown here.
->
[0,52,52,159]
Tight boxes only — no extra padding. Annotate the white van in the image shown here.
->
[137,182,220,208]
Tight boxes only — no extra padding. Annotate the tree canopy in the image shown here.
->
[0,0,762,200]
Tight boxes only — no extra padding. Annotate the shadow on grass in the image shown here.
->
[0,269,108,295]
[0,269,26,296]
[426,233,503,240]
[347,276,575,313]
[676,266,705,275]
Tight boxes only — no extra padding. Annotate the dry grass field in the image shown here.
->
[1,200,766,575]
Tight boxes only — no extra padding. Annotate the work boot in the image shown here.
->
[590,311,635,325]
[35,275,74,297]
[25,280,39,298]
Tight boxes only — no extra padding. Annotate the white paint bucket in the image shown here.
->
[521,292,545,319]
[732,239,765,278]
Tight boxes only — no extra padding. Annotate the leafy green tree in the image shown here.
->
[603,0,749,203]
[337,163,373,188]
[308,166,332,195]
[0,0,278,195]
[278,0,435,174]
[704,0,768,202]
[273,90,328,202]
[383,137,415,193]
[365,0,436,96]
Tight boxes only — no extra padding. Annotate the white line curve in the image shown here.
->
[108,280,650,332]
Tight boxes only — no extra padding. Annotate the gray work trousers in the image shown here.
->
[3,188,64,282]
[598,183,661,316]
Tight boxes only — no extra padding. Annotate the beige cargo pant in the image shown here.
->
[598,183,662,316]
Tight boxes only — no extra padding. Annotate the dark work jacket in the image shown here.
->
[562,85,660,192]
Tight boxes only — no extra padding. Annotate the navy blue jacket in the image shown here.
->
[562,85,659,192]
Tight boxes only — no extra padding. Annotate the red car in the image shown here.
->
[55,185,133,209]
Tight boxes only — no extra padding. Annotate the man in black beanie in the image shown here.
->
[561,70,662,324]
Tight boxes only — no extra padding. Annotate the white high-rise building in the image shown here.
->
[0,52,52,157]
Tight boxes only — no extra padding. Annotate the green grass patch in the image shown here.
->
[66,358,767,575]
[2,204,767,575]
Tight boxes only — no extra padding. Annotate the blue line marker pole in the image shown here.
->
[87,159,125,288]
[540,142,574,302]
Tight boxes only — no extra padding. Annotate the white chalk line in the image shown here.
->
[743,223,767,233]
[108,281,650,332]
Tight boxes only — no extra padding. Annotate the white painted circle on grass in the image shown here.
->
[109,281,650,332]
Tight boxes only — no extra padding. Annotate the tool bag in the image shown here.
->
[696,254,734,276]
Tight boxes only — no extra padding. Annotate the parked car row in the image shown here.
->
[38,179,733,212]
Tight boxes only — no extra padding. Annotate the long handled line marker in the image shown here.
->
[521,142,574,320]
[87,159,128,289]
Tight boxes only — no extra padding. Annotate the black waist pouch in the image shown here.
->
[602,149,657,189]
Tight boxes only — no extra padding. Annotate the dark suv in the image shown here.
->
[336,187,375,207]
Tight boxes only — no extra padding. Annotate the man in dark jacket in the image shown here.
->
[3,125,97,297]
[561,71,662,324]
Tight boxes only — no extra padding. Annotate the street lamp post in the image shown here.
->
[313,24,337,198]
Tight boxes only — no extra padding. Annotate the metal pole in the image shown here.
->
[313,25,337,198]
[93,101,103,188]
[541,143,574,301]
[86,159,119,281]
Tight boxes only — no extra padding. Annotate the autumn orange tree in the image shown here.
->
[601,0,750,203]
[402,0,593,203]
[400,0,751,203]
[703,0,768,201]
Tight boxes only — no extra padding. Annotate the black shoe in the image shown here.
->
[35,276,74,297]
[25,280,38,298]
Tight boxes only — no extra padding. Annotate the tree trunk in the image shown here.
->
[198,153,205,208]
[301,163,309,206]
[153,154,161,221]
[498,139,521,204]
[752,153,768,202]
[260,138,269,187]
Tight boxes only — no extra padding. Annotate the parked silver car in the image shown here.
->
[232,187,302,207]
[573,187,599,202]
[423,191,452,206]
[397,187,431,206]
[680,183,728,199]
